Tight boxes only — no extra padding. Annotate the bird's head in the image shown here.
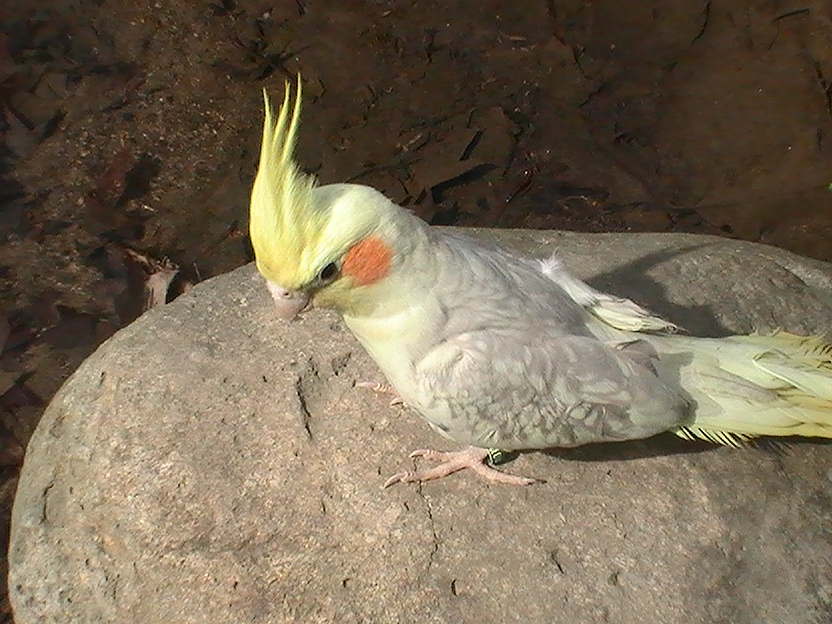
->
[249,80,423,319]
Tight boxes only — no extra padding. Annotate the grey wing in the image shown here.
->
[415,330,692,451]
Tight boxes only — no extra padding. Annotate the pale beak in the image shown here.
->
[265,280,311,320]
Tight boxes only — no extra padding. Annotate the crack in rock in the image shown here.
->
[40,480,55,524]
[293,375,314,441]
[416,484,440,573]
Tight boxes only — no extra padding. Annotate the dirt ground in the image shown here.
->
[1,1,831,619]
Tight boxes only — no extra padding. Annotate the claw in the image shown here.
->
[356,381,404,406]
[355,381,392,392]
[383,472,415,488]
[383,446,540,488]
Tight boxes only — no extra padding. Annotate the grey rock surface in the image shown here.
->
[9,230,832,624]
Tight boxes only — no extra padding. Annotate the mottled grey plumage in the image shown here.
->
[400,231,693,451]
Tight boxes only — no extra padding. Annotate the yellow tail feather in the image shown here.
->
[663,331,832,446]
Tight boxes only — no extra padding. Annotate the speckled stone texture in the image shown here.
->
[9,230,832,624]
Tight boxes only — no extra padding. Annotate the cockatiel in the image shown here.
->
[249,80,832,487]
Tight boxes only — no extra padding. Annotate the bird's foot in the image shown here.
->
[356,381,404,406]
[383,446,540,488]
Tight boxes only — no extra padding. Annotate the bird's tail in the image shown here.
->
[652,331,832,446]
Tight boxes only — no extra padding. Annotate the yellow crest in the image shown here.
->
[249,77,325,288]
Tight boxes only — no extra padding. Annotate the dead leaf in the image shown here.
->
[0,379,42,412]
[468,107,519,174]
[0,371,22,397]
[0,313,8,354]
[143,266,179,310]
[121,247,180,311]
[3,106,39,159]
[406,125,496,199]
[87,147,135,210]
[0,426,24,467]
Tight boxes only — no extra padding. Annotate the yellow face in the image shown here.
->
[256,228,394,317]
[249,81,397,318]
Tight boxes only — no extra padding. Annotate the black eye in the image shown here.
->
[318,262,339,283]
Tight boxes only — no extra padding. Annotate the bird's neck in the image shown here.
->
[341,223,443,372]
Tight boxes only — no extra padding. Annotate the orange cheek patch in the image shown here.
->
[342,236,392,286]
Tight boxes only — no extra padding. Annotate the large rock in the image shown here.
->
[9,230,832,624]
